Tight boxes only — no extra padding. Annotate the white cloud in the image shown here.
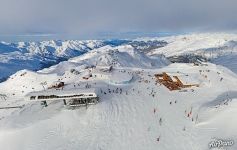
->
[0,0,237,39]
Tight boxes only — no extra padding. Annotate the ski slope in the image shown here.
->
[0,62,237,150]
[0,33,237,150]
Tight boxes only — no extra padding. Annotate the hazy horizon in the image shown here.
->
[0,31,185,43]
[1,0,237,42]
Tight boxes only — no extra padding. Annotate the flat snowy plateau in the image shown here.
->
[0,33,237,150]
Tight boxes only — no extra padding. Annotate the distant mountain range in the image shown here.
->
[0,39,167,82]
[2,33,237,82]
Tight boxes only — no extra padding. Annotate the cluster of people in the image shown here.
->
[85,83,92,89]
[169,100,177,105]
[148,88,157,98]
[100,87,123,95]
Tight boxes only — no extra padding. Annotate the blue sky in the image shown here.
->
[0,0,237,42]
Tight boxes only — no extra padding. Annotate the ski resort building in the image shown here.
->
[48,81,65,89]
[155,72,199,91]
[25,88,99,107]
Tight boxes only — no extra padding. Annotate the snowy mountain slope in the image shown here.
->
[212,54,237,75]
[0,39,168,82]
[148,33,237,56]
[1,32,237,83]
[0,54,237,150]
[0,44,170,96]
[0,40,105,82]
[147,33,237,74]
[69,45,170,68]
[1,33,237,150]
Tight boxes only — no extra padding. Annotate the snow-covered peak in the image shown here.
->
[148,32,237,56]
[13,40,105,56]
[69,44,170,68]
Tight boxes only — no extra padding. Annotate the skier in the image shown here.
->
[220,77,223,81]
[183,126,186,131]
[157,136,161,142]
[195,114,199,123]
[190,107,193,115]
[159,118,162,126]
